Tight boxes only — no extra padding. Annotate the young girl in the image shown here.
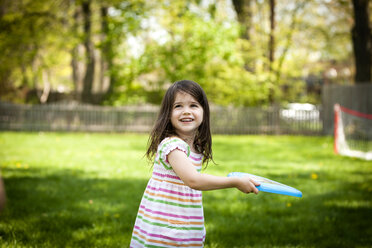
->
[130,80,259,247]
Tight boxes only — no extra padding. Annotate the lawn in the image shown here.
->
[0,132,371,247]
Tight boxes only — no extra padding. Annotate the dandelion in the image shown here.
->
[311,173,318,180]
[286,202,292,207]
[16,162,21,168]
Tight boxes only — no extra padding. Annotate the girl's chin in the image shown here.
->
[175,129,197,137]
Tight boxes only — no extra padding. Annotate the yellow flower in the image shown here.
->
[311,173,318,180]
[286,202,292,207]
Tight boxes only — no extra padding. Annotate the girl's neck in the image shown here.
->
[175,133,196,152]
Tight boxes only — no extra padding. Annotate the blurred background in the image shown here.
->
[1,0,370,105]
[0,0,371,136]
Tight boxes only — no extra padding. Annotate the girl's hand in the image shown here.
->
[235,177,260,194]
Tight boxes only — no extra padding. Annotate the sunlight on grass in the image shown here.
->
[0,132,371,247]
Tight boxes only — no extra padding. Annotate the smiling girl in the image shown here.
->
[129,80,259,248]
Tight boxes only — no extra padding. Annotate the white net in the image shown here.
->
[334,104,372,160]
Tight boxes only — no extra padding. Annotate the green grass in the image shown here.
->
[0,132,371,247]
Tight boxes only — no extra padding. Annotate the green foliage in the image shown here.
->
[99,0,152,105]
[0,0,357,105]
[136,11,247,104]
[109,2,275,106]
[0,0,73,101]
[0,132,371,247]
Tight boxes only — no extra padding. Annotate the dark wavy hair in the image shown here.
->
[146,80,213,165]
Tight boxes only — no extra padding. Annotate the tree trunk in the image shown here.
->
[39,70,51,103]
[100,6,110,94]
[100,6,117,101]
[232,0,252,40]
[268,0,275,70]
[71,45,85,96]
[232,0,253,71]
[71,3,84,99]
[275,3,305,82]
[351,0,371,83]
[82,0,95,103]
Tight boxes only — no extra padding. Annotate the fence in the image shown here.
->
[322,84,372,135]
[0,102,322,135]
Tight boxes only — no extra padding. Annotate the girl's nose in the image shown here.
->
[182,108,191,115]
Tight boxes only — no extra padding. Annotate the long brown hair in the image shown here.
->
[146,80,213,165]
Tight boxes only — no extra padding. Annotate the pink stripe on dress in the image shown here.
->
[139,205,203,220]
[134,225,204,242]
[146,185,202,197]
[189,154,202,161]
[153,171,181,180]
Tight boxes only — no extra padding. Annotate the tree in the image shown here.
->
[0,0,73,103]
[100,0,149,104]
[81,0,95,103]
[231,0,254,71]
[71,1,85,98]
[232,0,252,40]
[351,0,371,83]
[268,0,275,70]
[70,0,147,104]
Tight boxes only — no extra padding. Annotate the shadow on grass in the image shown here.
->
[203,171,372,248]
[0,167,147,247]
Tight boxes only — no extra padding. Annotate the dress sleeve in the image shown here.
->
[158,137,190,169]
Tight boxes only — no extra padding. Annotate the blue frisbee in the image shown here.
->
[227,172,302,197]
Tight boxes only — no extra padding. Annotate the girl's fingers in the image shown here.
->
[252,185,259,194]
[244,180,258,194]
[248,179,259,194]
[250,178,261,186]
[238,177,260,194]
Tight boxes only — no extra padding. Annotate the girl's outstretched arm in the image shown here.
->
[168,149,260,194]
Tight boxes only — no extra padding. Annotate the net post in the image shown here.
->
[333,104,340,155]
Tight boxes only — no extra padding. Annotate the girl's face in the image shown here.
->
[171,91,204,138]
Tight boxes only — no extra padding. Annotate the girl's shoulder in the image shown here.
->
[158,136,191,156]
[160,136,186,144]
[159,136,189,148]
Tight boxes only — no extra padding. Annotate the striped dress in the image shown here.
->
[130,137,205,247]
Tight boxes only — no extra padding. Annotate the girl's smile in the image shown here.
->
[171,92,203,140]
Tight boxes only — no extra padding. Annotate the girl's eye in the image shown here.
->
[191,104,199,108]
[174,105,182,108]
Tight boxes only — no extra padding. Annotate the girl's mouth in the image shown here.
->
[180,118,193,122]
